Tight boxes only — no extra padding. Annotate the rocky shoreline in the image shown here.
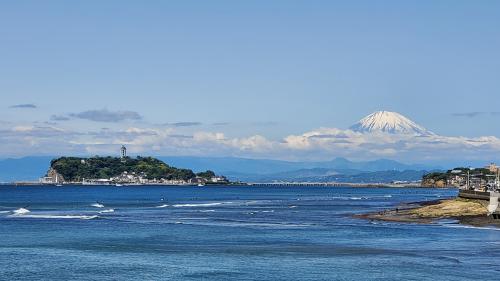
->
[355,198,500,227]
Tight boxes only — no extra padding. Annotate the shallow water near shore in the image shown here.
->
[0,185,499,280]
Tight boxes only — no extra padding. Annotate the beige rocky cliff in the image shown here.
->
[355,198,493,226]
[46,167,65,183]
[421,178,448,188]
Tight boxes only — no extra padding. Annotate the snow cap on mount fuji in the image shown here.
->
[350,111,433,135]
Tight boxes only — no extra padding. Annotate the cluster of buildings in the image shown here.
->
[40,168,230,186]
[41,170,229,186]
[448,163,500,191]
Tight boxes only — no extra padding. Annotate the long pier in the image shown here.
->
[3,182,424,188]
[248,182,422,188]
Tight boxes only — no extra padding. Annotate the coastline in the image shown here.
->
[2,182,433,188]
[354,198,500,227]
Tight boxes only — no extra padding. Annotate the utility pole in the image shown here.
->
[467,168,471,190]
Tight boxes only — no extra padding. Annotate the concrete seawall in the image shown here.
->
[458,190,490,201]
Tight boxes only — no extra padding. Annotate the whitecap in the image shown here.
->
[289,206,298,208]
[155,204,169,208]
[91,203,104,208]
[172,202,228,208]
[12,208,30,215]
[98,209,115,214]
[9,214,98,220]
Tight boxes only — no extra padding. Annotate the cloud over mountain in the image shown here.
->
[280,111,500,162]
[0,110,499,165]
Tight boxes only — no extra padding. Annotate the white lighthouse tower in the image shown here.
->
[120,145,127,159]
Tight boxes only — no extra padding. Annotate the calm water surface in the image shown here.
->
[0,185,499,280]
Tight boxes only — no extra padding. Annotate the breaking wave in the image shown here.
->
[91,203,105,208]
[172,202,230,208]
[8,207,99,220]
[98,209,115,214]
[12,208,30,215]
[11,214,99,220]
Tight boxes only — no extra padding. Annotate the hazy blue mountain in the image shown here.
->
[158,156,302,174]
[159,156,439,174]
[0,156,53,182]
[0,155,441,182]
[303,170,432,183]
[225,168,364,182]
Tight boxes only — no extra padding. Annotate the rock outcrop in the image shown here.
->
[46,167,65,183]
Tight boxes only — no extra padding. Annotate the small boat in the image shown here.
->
[56,184,63,187]
[197,183,205,187]
[115,184,123,187]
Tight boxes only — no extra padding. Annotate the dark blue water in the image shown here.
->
[0,185,499,280]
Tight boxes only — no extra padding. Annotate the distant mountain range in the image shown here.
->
[159,156,440,183]
[159,156,438,173]
[0,156,54,182]
[0,155,441,183]
[233,169,431,183]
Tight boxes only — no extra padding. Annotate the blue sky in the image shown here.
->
[1,1,499,164]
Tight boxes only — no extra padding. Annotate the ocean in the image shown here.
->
[0,185,499,280]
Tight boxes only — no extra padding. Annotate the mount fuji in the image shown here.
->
[349,111,433,135]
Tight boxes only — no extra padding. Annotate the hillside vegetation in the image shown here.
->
[50,156,214,182]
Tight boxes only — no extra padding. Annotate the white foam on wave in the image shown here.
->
[11,214,98,220]
[0,210,11,214]
[98,209,115,214]
[9,207,98,220]
[198,209,215,212]
[91,203,105,208]
[12,208,30,215]
[155,204,169,208]
[172,202,229,208]
[327,195,393,201]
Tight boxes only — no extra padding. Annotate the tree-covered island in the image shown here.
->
[42,156,229,185]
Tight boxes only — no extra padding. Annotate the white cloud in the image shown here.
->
[12,126,35,132]
[280,127,500,162]
[1,121,500,164]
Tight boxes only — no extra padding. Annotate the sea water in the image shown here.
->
[0,185,499,280]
